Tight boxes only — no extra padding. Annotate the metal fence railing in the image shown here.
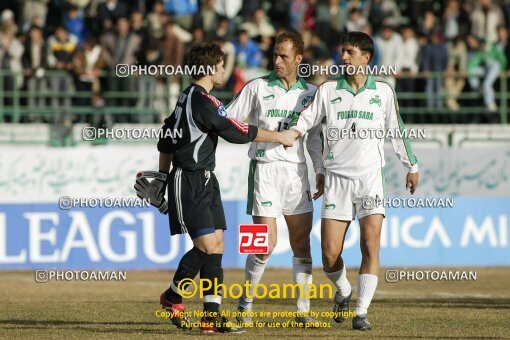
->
[0,70,508,146]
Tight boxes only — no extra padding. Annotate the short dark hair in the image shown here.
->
[341,31,374,62]
[29,25,43,33]
[275,31,304,55]
[185,42,225,80]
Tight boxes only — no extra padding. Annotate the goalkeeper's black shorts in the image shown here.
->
[167,167,226,238]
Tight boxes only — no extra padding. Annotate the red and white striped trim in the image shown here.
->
[199,91,222,108]
[227,117,249,134]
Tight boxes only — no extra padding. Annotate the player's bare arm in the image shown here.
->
[263,128,300,147]
[159,152,173,172]
[314,174,325,199]
[279,129,301,150]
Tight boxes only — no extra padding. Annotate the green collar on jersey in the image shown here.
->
[336,75,376,95]
[267,71,308,91]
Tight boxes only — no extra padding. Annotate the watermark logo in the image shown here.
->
[239,224,269,254]
[58,196,150,210]
[176,278,333,299]
[385,269,477,283]
[298,64,312,78]
[35,270,127,283]
[82,127,183,141]
[361,196,377,210]
[83,126,97,140]
[362,196,454,210]
[155,309,352,328]
[326,127,427,141]
[115,64,130,77]
[298,64,397,77]
[115,64,215,77]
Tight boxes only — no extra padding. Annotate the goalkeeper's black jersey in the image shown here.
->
[158,84,258,171]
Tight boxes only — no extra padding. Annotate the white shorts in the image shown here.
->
[321,169,386,220]
[247,160,313,218]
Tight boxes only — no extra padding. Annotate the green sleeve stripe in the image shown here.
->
[289,112,300,128]
[397,112,418,165]
[246,160,257,215]
[376,80,418,166]
[320,131,324,154]
[381,166,387,197]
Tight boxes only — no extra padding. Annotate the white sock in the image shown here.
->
[204,294,222,305]
[239,254,267,307]
[324,266,352,297]
[292,257,313,313]
[355,274,378,316]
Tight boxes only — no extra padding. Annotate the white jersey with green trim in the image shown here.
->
[291,75,418,178]
[226,72,324,175]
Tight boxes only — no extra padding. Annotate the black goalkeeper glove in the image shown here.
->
[134,170,169,214]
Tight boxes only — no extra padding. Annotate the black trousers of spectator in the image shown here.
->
[396,71,417,123]
[74,78,93,123]
[2,74,15,122]
[107,75,136,123]
[26,76,49,123]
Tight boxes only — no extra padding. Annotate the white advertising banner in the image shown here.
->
[0,143,509,203]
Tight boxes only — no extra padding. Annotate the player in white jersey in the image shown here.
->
[289,32,419,330]
[226,32,325,327]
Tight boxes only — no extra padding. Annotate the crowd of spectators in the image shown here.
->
[1,0,510,124]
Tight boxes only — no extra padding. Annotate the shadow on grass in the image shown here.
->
[0,320,161,326]
[0,319,504,338]
[373,298,510,309]
[257,297,510,310]
[0,320,182,335]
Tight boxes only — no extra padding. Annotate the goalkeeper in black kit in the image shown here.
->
[135,43,297,334]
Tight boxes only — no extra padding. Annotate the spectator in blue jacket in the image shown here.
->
[422,31,449,109]
[163,0,197,30]
[234,30,262,68]
[64,5,86,47]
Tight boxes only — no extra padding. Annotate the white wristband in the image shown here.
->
[408,164,419,173]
